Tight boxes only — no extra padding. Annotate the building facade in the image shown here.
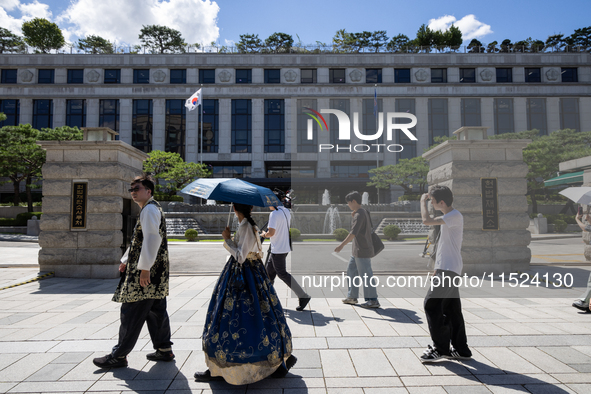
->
[1,52,590,203]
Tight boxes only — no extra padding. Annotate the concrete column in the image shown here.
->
[119,99,132,144]
[382,68,394,83]
[423,131,531,275]
[187,68,198,84]
[251,99,264,177]
[317,98,331,178]
[53,99,66,128]
[449,98,461,131]
[317,68,329,84]
[152,99,165,151]
[514,97,527,132]
[481,98,494,137]
[415,97,429,153]
[383,97,396,166]
[547,97,561,133]
[186,102,198,163]
[54,68,67,84]
[121,68,133,84]
[20,99,32,125]
[219,99,231,154]
[284,98,292,155]
[252,68,263,84]
[580,97,591,132]
[86,99,99,127]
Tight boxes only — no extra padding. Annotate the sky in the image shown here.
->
[0,0,590,49]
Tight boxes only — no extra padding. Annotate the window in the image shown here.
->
[301,69,316,84]
[330,162,377,178]
[461,98,481,127]
[67,69,84,84]
[1,69,17,84]
[38,69,54,84]
[209,162,251,178]
[525,68,541,83]
[165,100,186,158]
[561,68,578,83]
[395,99,417,160]
[133,69,149,84]
[66,99,86,128]
[266,163,292,179]
[199,99,219,153]
[527,98,547,135]
[366,69,382,83]
[104,69,121,84]
[132,100,153,153]
[329,68,345,83]
[363,98,383,144]
[395,69,410,83]
[560,98,580,132]
[170,69,186,84]
[199,69,215,84]
[496,68,512,83]
[459,68,475,83]
[0,100,19,126]
[494,98,514,134]
[99,99,119,131]
[264,69,280,84]
[231,99,251,152]
[235,69,251,84]
[431,68,447,83]
[428,99,448,146]
[297,99,318,153]
[264,99,284,153]
[32,99,52,129]
[329,99,350,145]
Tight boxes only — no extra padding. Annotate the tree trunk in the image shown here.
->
[12,179,21,206]
[26,175,33,213]
[530,188,538,214]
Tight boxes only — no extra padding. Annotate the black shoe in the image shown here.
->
[572,300,590,312]
[450,346,472,360]
[93,354,128,368]
[271,355,298,378]
[419,345,450,363]
[146,349,175,362]
[296,297,311,311]
[194,369,223,382]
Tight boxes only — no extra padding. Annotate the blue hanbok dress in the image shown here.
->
[202,218,293,385]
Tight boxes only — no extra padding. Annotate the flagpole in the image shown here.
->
[200,84,203,165]
[375,84,379,204]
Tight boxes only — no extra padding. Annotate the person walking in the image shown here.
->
[93,174,173,368]
[195,203,297,384]
[573,211,591,313]
[419,185,471,362]
[262,192,311,311]
[334,191,380,308]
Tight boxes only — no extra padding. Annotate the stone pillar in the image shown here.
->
[87,99,99,127]
[251,98,264,177]
[152,99,166,151]
[423,127,531,275]
[53,99,66,128]
[219,99,231,154]
[38,130,147,279]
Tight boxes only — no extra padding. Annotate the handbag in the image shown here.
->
[364,209,384,257]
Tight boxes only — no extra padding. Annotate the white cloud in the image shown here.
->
[224,39,235,47]
[428,14,493,41]
[0,0,52,35]
[58,0,220,47]
[0,0,20,11]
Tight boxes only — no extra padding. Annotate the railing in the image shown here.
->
[3,44,590,55]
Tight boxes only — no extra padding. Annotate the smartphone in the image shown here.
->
[578,206,583,215]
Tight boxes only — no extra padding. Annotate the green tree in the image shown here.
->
[570,26,591,50]
[545,34,565,51]
[487,40,499,53]
[143,150,210,196]
[236,33,263,53]
[347,31,372,52]
[139,25,186,54]
[265,32,293,53]
[0,27,26,53]
[444,25,463,48]
[21,18,65,53]
[413,24,435,50]
[369,31,388,52]
[386,34,410,52]
[0,113,6,122]
[367,157,429,194]
[77,35,113,54]
[332,29,353,52]
[467,38,484,53]
[164,161,211,195]
[499,39,512,53]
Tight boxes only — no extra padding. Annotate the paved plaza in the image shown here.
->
[1,236,591,393]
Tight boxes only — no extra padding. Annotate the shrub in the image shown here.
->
[15,212,43,225]
[289,228,301,241]
[553,219,567,233]
[0,218,17,226]
[184,228,199,241]
[383,224,402,240]
[333,228,349,242]
[398,194,420,201]
[154,193,184,202]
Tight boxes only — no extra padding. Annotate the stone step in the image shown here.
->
[165,218,208,237]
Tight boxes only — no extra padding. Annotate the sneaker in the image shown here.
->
[194,369,224,382]
[296,297,311,312]
[146,349,175,362]
[450,346,472,360]
[358,300,380,309]
[342,298,358,305]
[93,354,128,368]
[420,345,450,363]
[572,300,590,312]
[271,355,298,378]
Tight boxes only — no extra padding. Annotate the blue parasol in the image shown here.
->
[180,178,281,207]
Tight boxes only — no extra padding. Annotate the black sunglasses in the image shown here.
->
[128,187,144,193]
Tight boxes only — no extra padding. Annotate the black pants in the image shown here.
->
[111,297,173,358]
[266,252,308,298]
[423,270,468,355]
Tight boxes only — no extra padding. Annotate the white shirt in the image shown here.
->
[268,206,291,254]
[120,200,163,271]
[434,209,463,275]
[224,218,262,264]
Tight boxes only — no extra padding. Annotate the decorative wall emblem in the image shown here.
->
[284,69,297,82]
[218,70,232,83]
[19,69,33,82]
[546,68,560,81]
[153,70,166,82]
[414,69,429,82]
[349,69,363,82]
[480,68,494,81]
[86,70,100,83]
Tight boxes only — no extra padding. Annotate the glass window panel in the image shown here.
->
[99,99,119,131]
[104,69,121,84]
[395,69,410,83]
[496,68,512,83]
[170,69,186,84]
[236,69,252,84]
[560,98,580,132]
[38,69,54,84]
[460,68,475,83]
[264,69,281,83]
[67,69,84,84]
[1,69,17,84]
[365,69,382,83]
[199,69,215,83]
[66,99,86,128]
[330,69,345,83]
[494,98,514,134]
[527,98,547,135]
[301,69,317,84]
[0,99,19,126]
[561,68,578,83]
[33,99,52,129]
[461,98,481,127]
[431,68,447,83]
[428,98,448,145]
[525,68,541,83]
[133,69,149,84]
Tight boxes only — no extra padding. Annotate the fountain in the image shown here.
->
[361,192,369,205]
[321,189,331,206]
[323,205,342,234]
